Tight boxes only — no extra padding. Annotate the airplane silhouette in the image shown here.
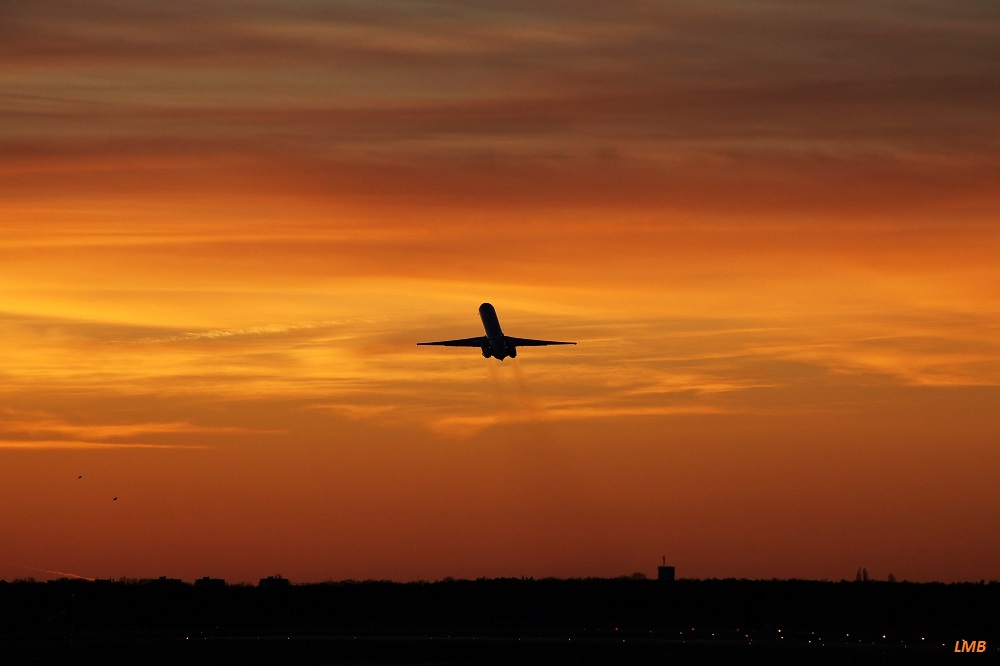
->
[418,303,575,361]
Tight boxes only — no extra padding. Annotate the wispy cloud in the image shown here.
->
[427,403,743,439]
[0,440,203,450]
[3,0,996,218]
[132,322,330,344]
[0,407,276,450]
[0,410,274,440]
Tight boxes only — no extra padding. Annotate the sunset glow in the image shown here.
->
[2,1,998,584]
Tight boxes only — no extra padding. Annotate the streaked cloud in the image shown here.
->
[0,440,203,450]
[0,406,273,450]
[3,0,996,218]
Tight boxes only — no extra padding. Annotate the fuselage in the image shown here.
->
[478,302,509,360]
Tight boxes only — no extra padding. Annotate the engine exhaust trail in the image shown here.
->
[511,358,543,414]
[22,565,95,581]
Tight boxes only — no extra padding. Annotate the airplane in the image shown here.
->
[417,302,576,361]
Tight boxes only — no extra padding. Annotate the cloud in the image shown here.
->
[132,323,328,344]
[427,403,742,439]
[0,411,274,440]
[0,440,203,450]
[2,0,996,219]
[0,407,277,450]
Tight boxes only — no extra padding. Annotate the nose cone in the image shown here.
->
[478,303,496,317]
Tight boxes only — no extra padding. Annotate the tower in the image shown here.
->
[657,556,675,582]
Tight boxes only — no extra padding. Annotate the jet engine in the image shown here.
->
[508,346,517,358]
[481,343,492,358]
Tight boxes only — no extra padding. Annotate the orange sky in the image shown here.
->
[2,1,998,584]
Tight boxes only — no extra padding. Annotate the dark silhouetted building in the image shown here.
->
[194,576,226,588]
[150,576,184,587]
[258,575,290,588]
[657,556,675,582]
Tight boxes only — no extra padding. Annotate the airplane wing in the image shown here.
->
[416,336,486,347]
[504,336,576,347]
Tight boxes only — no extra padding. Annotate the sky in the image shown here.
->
[1,0,998,584]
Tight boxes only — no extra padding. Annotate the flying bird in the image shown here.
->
[418,303,575,361]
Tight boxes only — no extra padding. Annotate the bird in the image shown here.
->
[112,497,117,501]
